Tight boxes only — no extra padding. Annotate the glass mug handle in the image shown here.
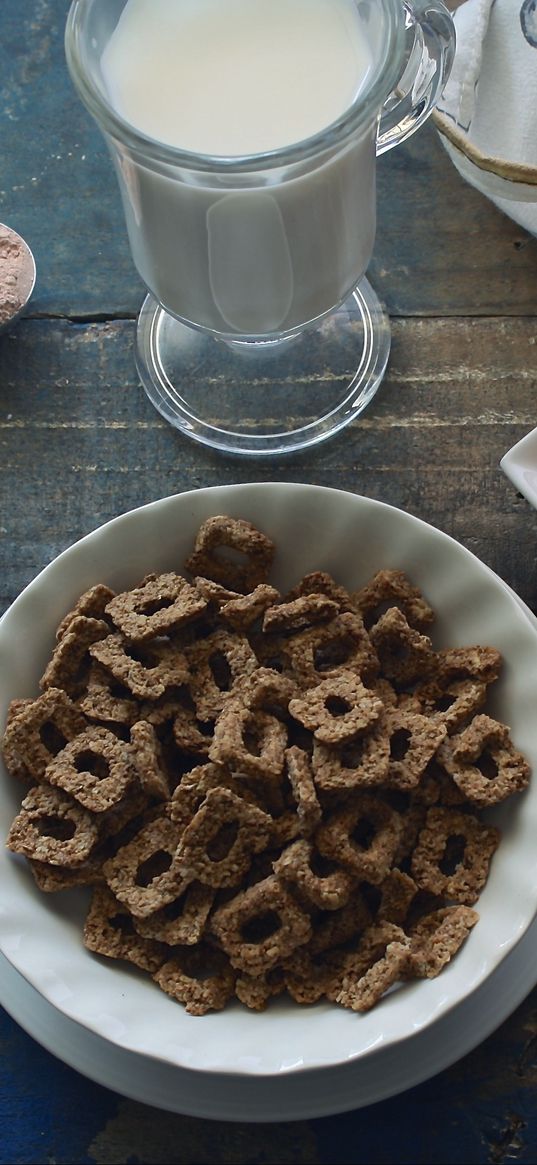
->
[376,0,456,155]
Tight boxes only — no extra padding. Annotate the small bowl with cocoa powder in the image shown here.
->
[0,223,36,334]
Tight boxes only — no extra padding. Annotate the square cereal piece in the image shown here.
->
[134,881,215,945]
[43,725,138,814]
[408,904,479,979]
[1,687,87,783]
[40,616,111,697]
[273,838,356,910]
[185,628,258,721]
[175,786,273,887]
[84,885,167,974]
[210,701,288,781]
[312,718,391,792]
[56,584,116,642]
[285,746,322,836]
[7,784,100,867]
[316,792,402,884]
[105,573,207,643]
[287,612,379,689]
[154,943,236,1015]
[90,633,189,700]
[210,873,312,975]
[184,515,275,594]
[326,921,411,1012]
[103,812,189,918]
[262,594,340,635]
[289,668,384,745]
[410,806,501,905]
[437,714,531,807]
[352,569,435,632]
[78,662,140,727]
[384,708,447,791]
[130,720,171,801]
[369,607,435,686]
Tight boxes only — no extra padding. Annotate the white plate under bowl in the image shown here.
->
[501,428,537,511]
[1,483,537,1085]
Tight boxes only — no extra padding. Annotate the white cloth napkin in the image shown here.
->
[434,0,537,234]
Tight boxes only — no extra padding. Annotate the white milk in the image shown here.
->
[101,0,379,335]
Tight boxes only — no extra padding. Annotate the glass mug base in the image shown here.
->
[135,277,391,458]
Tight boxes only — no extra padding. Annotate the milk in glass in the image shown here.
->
[101,0,378,335]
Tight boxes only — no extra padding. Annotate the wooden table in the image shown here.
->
[2,3,537,1162]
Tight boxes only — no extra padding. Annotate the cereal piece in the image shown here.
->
[352,569,435,631]
[283,948,337,1004]
[232,666,297,713]
[56,584,116,641]
[289,668,384,745]
[392,803,427,867]
[438,714,531,806]
[285,746,321,836]
[172,698,215,758]
[105,573,207,643]
[235,967,285,1011]
[90,633,189,700]
[385,708,447,791]
[184,515,275,594]
[409,676,488,734]
[40,616,111,696]
[185,628,258,721]
[307,892,372,955]
[273,838,356,910]
[7,784,100,866]
[154,943,236,1015]
[312,719,390,792]
[285,570,354,611]
[29,852,106,892]
[1,687,87,783]
[369,607,435,686]
[103,813,189,918]
[130,720,170,801]
[134,881,215,945]
[210,702,288,781]
[434,645,502,685]
[262,594,340,635]
[78,662,140,727]
[84,885,167,974]
[219,584,281,630]
[175,786,273,887]
[316,793,402,884]
[408,904,479,978]
[287,612,379,688]
[1,699,35,781]
[43,725,137,814]
[377,869,418,925]
[268,809,303,847]
[210,874,312,974]
[327,921,411,1012]
[169,761,236,827]
[410,806,501,905]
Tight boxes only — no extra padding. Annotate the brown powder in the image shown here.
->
[0,224,35,327]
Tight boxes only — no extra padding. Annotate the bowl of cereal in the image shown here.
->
[1,483,537,1113]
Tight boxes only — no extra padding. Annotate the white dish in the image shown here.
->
[2,585,537,1121]
[501,428,537,511]
[1,483,537,1085]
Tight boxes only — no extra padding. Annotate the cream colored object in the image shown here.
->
[434,0,537,233]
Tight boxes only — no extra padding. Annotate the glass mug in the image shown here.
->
[66,0,455,456]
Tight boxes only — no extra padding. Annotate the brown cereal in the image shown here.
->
[103,812,189,918]
[43,725,137,813]
[263,594,340,634]
[411,806,501,905]
[316,793,402,883]
[184,515,275,593]
[185,627,258,721]
[175,786,273,887]
[7,784,100,866]
[105,572,207,643]
[273,838,356,910]
[235,967,286,1010]
[377,869,418,925]
[285,746,322,836]
[40,616,111,696]
[438,714,531,806]
[408,676,488,734]
[84,885,167,974]
[219,584,281,630]
[287,611,379,688]
[408,904,479,978]
[129,720,170,801]
[434,645,502,686]
[210,702,288,781]
[312,719,391,792]
[1,688,87,783]
[56,584,116,641]
[210,874,312,974]
[352,569,435,631]
[369,607,435,686]
[154,943,236,1015]
[285,570,354,611]
[289,669,384,745]
[327,922,411,1012]
[169,761,236,828]
[90,633,189,700]
[385,708,447,791]
[133,881,215,945]
[78,662,140,727]
[30,852,107,892]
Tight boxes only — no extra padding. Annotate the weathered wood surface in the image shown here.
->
[2,1,537,1163]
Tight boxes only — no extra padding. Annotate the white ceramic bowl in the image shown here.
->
[1,483,537,1079]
